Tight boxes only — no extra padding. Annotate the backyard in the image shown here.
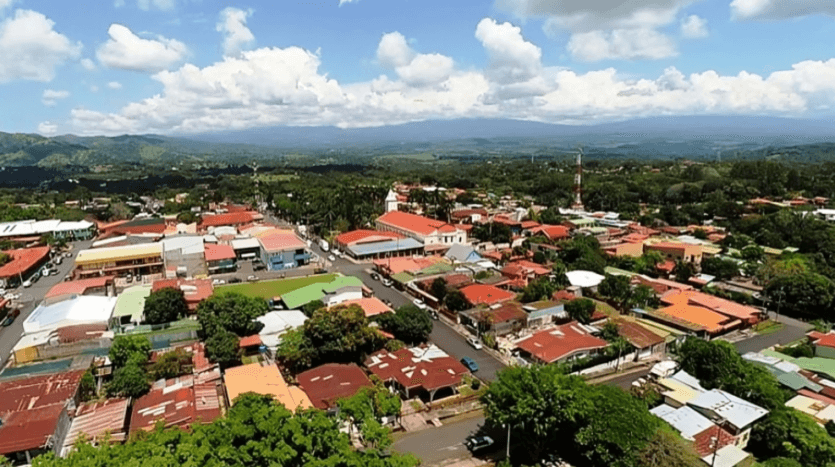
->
[215,273,339,300]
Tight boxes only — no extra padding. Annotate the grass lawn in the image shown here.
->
[215,273,339,300]
[753,319,784,335]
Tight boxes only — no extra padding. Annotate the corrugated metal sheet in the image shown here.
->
[61,399,129,456]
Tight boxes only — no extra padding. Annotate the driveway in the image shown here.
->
[735,311,813,354]
[0,240,91,368]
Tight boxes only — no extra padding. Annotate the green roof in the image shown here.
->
[112,285,151,323]
[415,262,453,277]
[777,372,823,392]
[281,276,362,309]
[762,350,835,381]
[605,266,638,278]
[391,272,415,284]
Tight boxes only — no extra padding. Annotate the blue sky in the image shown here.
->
[1,0,834,136]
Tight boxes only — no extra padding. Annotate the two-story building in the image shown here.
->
[257,231,311,271]
[74,243,164,279]
[375,211,467,253]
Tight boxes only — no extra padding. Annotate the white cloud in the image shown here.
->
[339,0,359,5]
[680,15,708,38]
[137,0,175,11]
[0,0,16,10]
[568,28,677,61]
[107,81,122,89]
[731,0,835,20]
[0,10,82,83]
[217,7,255,57]
[476,18,542,83]
[38,121,58,136]
[63,20,835,136]
[97,24,188,72]
[42,89,70,106]
[80,58,97,71]
[376,32,454,86]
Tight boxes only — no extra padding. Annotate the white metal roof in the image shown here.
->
[650,404,714,439]
[566,270,605,288]
[0,219,93,238]
[701,445,751,467]
[231,237,262,250]
[23,296,117,334]
[257,310,308,336]
[162,235,205,255]
[688,389,768,430]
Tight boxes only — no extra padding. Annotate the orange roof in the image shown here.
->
[372,255,446,275]
[224,363,312,411]
[339,297,393,317]
[199,211,261,228]
[204,243,235,262]
[376,211,458,235]
[335,229,404,246]
[622,233,649,243]
[239,334,263,348]
[653,303,731,333]
[152,279,213,307]
[460,284,515,306]
[258,232,307,252]
[45,276,114,299]
[515,322,609,363]
[661,289,760,322]
[647,242,701,255]
[520,221,541,230]
[531,225,570,241]
[0,246,50,279]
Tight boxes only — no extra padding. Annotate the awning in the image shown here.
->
[241,253,257,259]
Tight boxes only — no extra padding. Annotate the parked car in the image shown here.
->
[370,272,380,281]
[22,280,32,288]
[247,275,259,282]
[465,436,494,452]
[228,277,242,283]
[466,336,483,350]
[460,356,479,372]
[2,309,20,327]
[212,279,226,286]
[381,277,393,287]
[412,298,428,310]
[54,257,62,265]
[328,254,336,262]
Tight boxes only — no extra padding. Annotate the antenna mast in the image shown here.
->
[571,147,584,210]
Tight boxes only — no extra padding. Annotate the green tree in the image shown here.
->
[430,277,448,302]
[0,252,10,267]
[673,260,697,284]
[109,335,151,368]
[565,298,596,324]
[301,299,325,317]
[143,287,188,325]
[750,407,835,467]
[204,330,241,369]
[765,272,835,320]
[598,274,633,311]
[106,362,149,398]
[701,257,740,281]
[376,305,432,345]
[197,292,268,338]
[148,348,193,380]
[636,428,703,467]
[519,277,556,303]
[444,289,472,312]
[762,458,803,467]
[78,370,97,402]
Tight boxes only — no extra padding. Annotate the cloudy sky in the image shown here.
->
[2,0,835,136]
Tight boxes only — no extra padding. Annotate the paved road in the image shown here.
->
[735,311,813,354]
[0,241,91,368]
[393,414,492,466]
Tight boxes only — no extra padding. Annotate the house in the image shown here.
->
[500,260,550,288]
[335,230,424,261]
[44,276,115,302]
[657,370,707,408]
[375,211,467,253]
[521,300,566,328]
[633,275,694,295]
[198,211,262,232]
[255,310,308,351]
[152,278,213,312]
[223,363,312,411]
[459,284,515,307]
[23,295,117,334]
[297,363,374,410]
[364,344,469,402]
[445,244,483,264]
[645,242,703,265]
[204,243,236,274]
[230,237,262,260]
[513,322,609,364]
[130,375,222,433]
[613,317,666,361]
[701,445,754,467]
[636,302,737,339]
[0,370,83,464]
[0,246,51,288]
[61,398,129,457]
[279,276,363,310]
[786,395,835,424]
[450,208,488,224]
[649,405,738,459]
[529,224,570,242]
[688,389,768,448]
[337,297,393,318]
[660,289,763,326]
[807,330,835,359]
[74,243,164,279]
[461,302,527,337]
[257,231,311,271]
[604,241,644,257]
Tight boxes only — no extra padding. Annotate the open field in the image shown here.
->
[215,273,339,299]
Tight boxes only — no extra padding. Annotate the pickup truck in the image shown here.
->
[2,309,20,327]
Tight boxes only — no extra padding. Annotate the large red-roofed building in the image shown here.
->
[198,211,262,231]
[365,344,469,402]
[130,376,222,433]
[459,284,515,306]
[297,363,374,410]
[44,276,114,300]
[514,322,609,364]
[375,211,467,251]
[0,246,51,288]
[204,243,236,274]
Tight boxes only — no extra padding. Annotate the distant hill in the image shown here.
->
[0,116,833,168]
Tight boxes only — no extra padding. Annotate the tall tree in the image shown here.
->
[565,298,596,324]
[143,287,188,325]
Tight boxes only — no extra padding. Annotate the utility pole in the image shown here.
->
[505,423,511,460]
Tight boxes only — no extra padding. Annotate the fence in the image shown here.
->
[572,351,639,377]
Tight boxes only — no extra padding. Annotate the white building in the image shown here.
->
[23,296,117,334]
[375,211,467,252]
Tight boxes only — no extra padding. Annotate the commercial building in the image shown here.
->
[660,289,763,326]
[204,243,236,274]
[334,230,423,261]
[74,243,164,279]
[375,211,468,252]
[258,231,311,271]
[44,276,115,303]
[23,295,117,334]
[279,276,363,310]
[198,211,262,232]
[0,246,51,288]
[513,322,609,364]
[365,344,469,402]
[635,303,738,339]
[161,236,207,278]
[224,363,312,411]
[297,363,373,410]
[230,237,262,260]
[0,219,95,242]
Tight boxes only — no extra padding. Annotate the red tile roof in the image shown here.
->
[614,319,665,349]
[199,211,261,228]
[0,370,83,415]
[441,273,472,289]
[552,290,577,302]
[531,225,570,241]
[656,260,676,273]
[0,246,50,279]
[376,211,459,235]
[239,334,263,348]
[335,229,404,246]
[515,322,609,363]
[520,221,541,230]
[647,242,701,256]
[108,218,166,235]
[661,289,761,323]
[460,284,515,306]
[809,331,835,350]
[297,363,373,410]
[692,424,736,457]
[451,209,488,220]
[152,279,213,310]
[130,377,221,432]
[365,345,469,392]
[258,232,307,252]
[204,243,236,262]
[501,260,550,278]
[479,303,527,324]
[622,233,649,244]
[45,276,114,299]
[339,297,393,317]
[0,404,66,455]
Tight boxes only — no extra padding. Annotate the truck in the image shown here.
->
[320,240,329,252]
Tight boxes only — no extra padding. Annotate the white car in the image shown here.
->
[328,254,336,262]
[22,280,32,288]
[466,337,483,350]
[381,278,393,287]
[212,279,226,286]
[413,299,428,310]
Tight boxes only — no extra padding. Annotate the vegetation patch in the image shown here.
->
[215,273,339,299]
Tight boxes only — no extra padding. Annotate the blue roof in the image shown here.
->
[347,237,423,256]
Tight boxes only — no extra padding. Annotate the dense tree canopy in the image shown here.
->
[197,292,268,367]
[565,298,596,325]
[143,287,188,325]
[375,304,432,345]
